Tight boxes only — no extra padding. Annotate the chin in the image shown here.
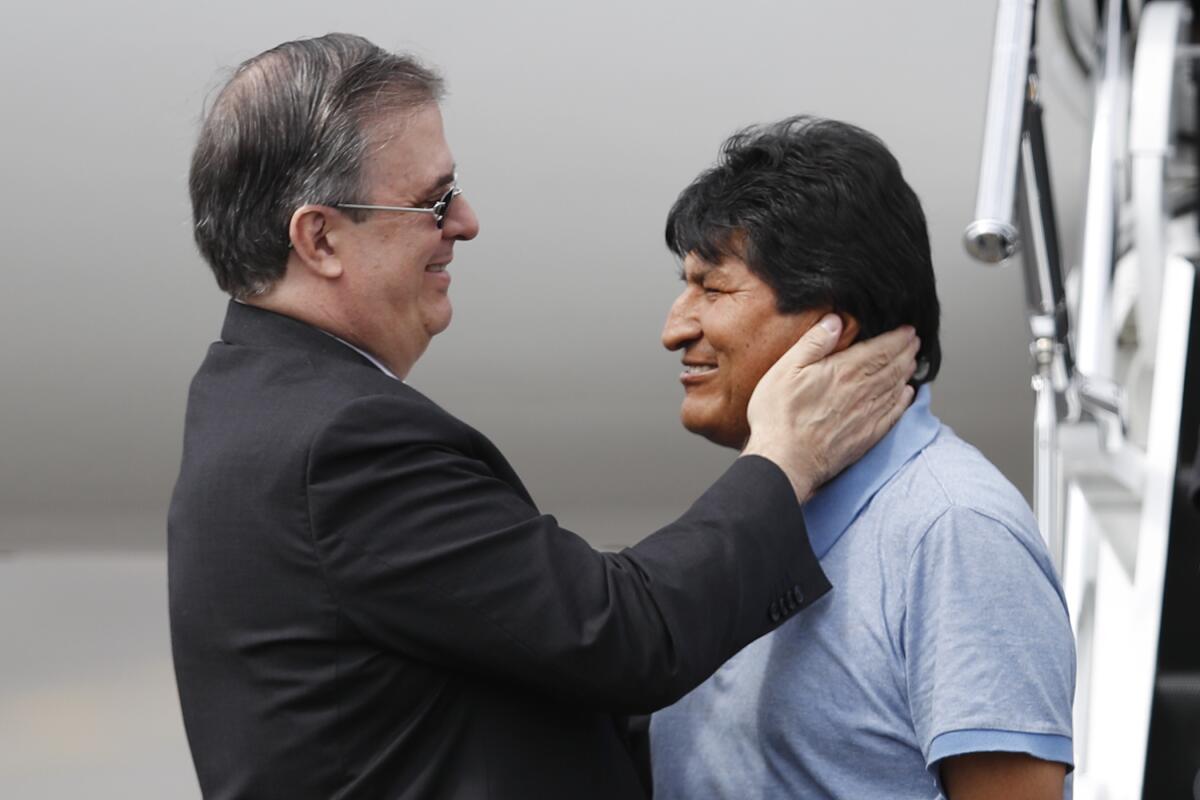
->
[426,305,453,337]
[680,408,747,451]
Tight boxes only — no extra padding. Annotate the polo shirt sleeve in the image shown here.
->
[902,505,1076,774]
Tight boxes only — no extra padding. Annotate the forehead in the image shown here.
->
[361,104,455,194]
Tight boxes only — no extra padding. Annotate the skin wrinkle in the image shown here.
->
[238,98,478,386]
[662,253,859,450]
[190,36,446,299]
[656,117,1063,799]
[664,118,939,382]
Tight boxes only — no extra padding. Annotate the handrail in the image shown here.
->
[964,0,1038,264]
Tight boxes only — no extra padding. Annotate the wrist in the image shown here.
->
[739,445,815,504]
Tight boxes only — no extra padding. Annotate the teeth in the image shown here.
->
[426,264,447,273]
[683,365,716,375]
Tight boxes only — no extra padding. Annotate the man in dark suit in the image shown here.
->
[170,33,918,799]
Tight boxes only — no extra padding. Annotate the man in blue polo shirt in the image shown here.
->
[652,116,1075,799]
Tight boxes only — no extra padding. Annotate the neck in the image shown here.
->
[243,280,417,379]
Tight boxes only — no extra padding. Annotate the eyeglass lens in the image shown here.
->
[436,187,458,229]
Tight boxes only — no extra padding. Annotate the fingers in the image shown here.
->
[863,340,918,430]
[823,380,914,479]
[815,328,917,424]
[873,324,918,363]
[828,328,919,461]
[847,325,918,376]
[874,383,916,439]
[778,314,844,370]
[895,337,920,383]
[744,321,921,499]
[830,328,919,398]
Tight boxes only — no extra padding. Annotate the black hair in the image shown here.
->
[665,115,940,383]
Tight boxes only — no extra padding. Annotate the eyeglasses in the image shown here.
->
[337,182,463,230]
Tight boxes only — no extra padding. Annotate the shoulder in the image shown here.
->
[192,334,481,455]
[311,390,478,457]
[917,428,1036,528]
[874,426,1045,565]
[896,433,1076,768]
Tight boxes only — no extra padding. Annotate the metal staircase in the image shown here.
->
[967,1,1200,796]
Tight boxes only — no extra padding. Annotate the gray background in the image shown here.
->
[0,0,1093,794]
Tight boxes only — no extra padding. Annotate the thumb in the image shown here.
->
[782,314,843,369]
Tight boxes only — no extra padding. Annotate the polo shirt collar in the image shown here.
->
[802,384,941,558]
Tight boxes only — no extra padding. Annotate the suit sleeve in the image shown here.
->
[305,393,829,713]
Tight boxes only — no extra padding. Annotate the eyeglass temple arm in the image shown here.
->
[335,203,439,214]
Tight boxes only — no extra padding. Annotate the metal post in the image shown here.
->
[964,0,1038,263]
[1016,74,1071,570]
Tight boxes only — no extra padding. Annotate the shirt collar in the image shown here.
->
[225,300,402,380]
[801,384,941,558]
[324,333,401,381]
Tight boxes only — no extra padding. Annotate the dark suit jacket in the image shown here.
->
[168,301,830,799]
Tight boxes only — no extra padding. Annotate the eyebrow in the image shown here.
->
[420,166,457,198]
[678,261,727,282]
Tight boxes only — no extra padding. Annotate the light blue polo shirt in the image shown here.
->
[651,387,1075,799]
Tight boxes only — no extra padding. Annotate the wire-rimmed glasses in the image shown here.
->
[337,182,462,230]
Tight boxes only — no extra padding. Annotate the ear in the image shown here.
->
[834,314,861,352]
[288,204,345,280]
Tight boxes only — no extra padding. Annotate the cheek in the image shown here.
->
[725,341,776,396]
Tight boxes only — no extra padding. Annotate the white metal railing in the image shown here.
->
[965,2,1196,797]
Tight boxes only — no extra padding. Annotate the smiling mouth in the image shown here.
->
[680,364,717,386]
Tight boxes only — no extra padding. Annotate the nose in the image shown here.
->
[444,193,479,241]
[661,289,701,351]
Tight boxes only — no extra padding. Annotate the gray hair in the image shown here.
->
[188,33,445,299]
